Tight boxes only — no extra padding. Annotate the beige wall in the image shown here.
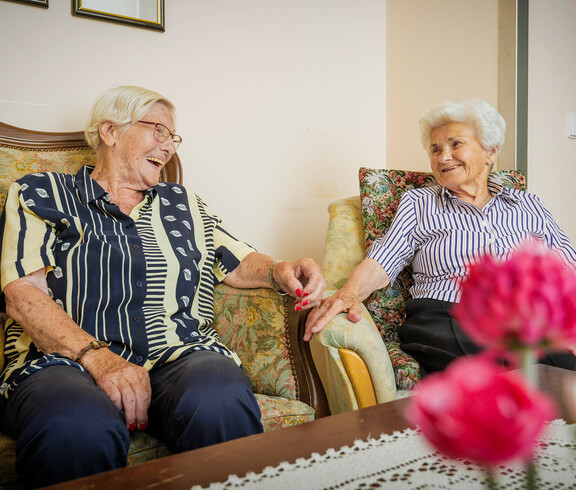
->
[527,0,576,244]
[386,0,499,172]
[0,0,387,264]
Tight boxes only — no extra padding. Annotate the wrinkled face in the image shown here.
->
[111,103,177,190]
[429,122,497,194]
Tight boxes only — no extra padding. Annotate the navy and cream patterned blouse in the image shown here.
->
[0,165,255,398]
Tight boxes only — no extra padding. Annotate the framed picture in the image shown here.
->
[1,0,48,7]
[72,0,164,32]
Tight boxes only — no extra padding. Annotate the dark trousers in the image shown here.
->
[399,298,576,377]
[0,350,263,488]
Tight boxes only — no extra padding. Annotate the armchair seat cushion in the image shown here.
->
[255,394,315,430]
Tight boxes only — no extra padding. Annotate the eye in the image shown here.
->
[452,140,462,148]
[431,147,441,155]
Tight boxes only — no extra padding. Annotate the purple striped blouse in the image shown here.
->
[367,182,576,303]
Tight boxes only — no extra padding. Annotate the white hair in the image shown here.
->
[84,85,176,150]
[418,99,506,155]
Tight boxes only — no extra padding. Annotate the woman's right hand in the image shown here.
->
[304,257,390,341]
[81,349,152,432]
[304,288,364,341]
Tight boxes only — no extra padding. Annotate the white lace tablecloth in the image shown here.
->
[191,420,575,489]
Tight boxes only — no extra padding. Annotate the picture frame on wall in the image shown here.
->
[1,0,48,8]
[72,0,165,32]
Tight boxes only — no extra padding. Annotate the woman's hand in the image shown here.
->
[303,258,390,341]
[273,258,326,310]
[303,288,364,341]
[224,253,326,308]
[81,349,151,432]
[3,268,151,431]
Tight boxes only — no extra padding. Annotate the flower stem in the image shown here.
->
[521,349,539,387]
[525,461,538,490]
[485,471,500,490]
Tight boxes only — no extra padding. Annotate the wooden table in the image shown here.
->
[46,365,576,489]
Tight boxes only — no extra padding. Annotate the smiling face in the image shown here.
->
[102,102,177,191]
[429,122,497,199]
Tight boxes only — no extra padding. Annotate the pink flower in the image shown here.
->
[406,356,556,466]
[452,244,576,352]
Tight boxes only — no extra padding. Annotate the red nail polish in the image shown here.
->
[129,423,136,431]
[303,292,310,297]
[303,300,309,306]
[295,306,302,311]
[139,423,147,431]
[296,288,303,297]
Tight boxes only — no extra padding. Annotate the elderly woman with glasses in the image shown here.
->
[305,98,576,375]
[0,86,325,487]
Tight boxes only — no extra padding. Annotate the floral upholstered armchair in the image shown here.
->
[313,167,527,414]
[0,121,328,487]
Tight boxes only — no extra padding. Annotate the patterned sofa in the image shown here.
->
[313,167,526,414]
[0,121,328,488]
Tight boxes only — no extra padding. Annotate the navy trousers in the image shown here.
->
[0,350,263,488]
[399,298,576,377]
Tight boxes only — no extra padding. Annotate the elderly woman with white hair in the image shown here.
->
[0,85,325,487]
[305,98,576,375]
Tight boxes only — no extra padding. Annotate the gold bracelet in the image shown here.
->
[75,340,110,364]
[269,260,287,296]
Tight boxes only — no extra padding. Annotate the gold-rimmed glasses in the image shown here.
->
[137,120,182,150]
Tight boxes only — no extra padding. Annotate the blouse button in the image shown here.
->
[136,281,143,287]
[132,244,140,250]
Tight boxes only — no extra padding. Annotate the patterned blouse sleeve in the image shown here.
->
[0,181,56,290]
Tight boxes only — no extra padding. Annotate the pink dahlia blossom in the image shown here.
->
[452,244,576,352]
[405,356,556,466]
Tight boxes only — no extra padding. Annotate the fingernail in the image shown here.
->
[296,288,303,297]
[295,306,302,311]
[303,300,309,306]
[129,423,136,431]
[303,292,310,297]
[139,423,147,431]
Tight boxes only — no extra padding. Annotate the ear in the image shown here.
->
[99,122,118,148]
[487,146,499,165]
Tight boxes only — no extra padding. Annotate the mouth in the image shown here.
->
[442,164,462,173]
[147,157,165,169]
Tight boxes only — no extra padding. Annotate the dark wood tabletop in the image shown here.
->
[45,364,576,490]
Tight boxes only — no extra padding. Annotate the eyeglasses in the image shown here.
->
[137,120,182,150]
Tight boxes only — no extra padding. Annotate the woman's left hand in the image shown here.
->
[273,258,326,310]
[224,252,326,310]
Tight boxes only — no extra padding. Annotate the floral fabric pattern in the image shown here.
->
[0,145,95,214]
[359,167,527,390]
[213,284,299,400]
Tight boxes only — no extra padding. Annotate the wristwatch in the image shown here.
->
[75,340,110,364]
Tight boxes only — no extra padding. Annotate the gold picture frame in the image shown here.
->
[72,0,164,32]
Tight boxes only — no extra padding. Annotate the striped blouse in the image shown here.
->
[0,165,255,397]
[367,181,576,303]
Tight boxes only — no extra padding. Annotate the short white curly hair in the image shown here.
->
[418,98,506,155]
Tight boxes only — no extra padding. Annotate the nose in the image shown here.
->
[438,147,452,164]
[159,138,177,158]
